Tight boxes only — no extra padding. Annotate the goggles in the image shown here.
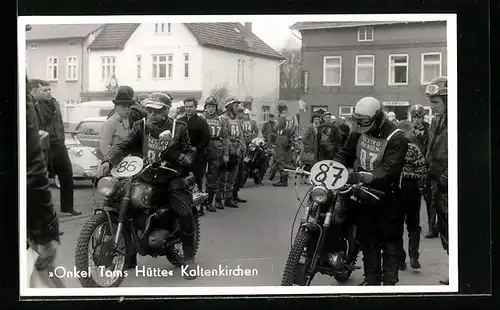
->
[425,84,440,96]
[411,110,425,118]
[351,113,374,127]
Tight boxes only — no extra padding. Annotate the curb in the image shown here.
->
[59,213,93,224]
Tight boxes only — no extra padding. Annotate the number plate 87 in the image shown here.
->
[309,160,349,190]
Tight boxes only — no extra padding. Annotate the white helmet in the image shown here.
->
[243,109,250,115]
[352,97,382,131]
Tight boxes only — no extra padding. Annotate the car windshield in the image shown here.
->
[76,121,104,136]
[65,133,80,145]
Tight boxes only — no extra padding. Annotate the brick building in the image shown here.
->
[290,21,447,124]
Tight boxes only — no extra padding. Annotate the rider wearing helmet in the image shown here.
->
[424,76,449,285]
[273,101,298,187]
[409,104,436,239]
[219,97,246,207]
[241,109,259,145]
[334,96,408,286]
[203,96,230,212]
[96,92,199,280]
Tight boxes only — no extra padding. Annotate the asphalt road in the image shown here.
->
[50,178,448,288]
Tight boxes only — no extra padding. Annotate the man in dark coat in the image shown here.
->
[28,79,81,216]
[424,76,449,285]
[26,77,61,271]
[317,111,342,161]
[179,97,211,213]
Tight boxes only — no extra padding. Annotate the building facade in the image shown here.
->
[82,22,283,122]
[25,24,103,121]
[291,21,447,124]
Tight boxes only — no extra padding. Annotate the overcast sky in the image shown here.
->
[250,21,302,51]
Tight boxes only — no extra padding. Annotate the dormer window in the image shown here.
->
[155,23,171,34]
[358,27,374,42]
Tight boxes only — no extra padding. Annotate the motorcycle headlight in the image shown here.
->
[249,143,256,151]
[73,148,83,156]
[310,186,329,204]
[97,177,118,197]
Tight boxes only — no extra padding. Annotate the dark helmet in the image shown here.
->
[204,95,219,110]
[425,76,447,97]
[144,92,172,110]
[224,97,241,109]
[410,104,426,118]
[277,101,288,112]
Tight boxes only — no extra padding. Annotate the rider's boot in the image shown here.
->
[268,165,277,181]
[408,228,421,269]
[233,191,247,203]
[224,198,238,208]
[273,174,288,187]
[205,193,216,212]
[214,199,224,209]
[181,232,198,280]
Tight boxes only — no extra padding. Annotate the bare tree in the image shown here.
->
[210,84,231,109]
[279,46,301,100]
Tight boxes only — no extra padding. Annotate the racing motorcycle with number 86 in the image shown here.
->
[74,130,207,288]
[281,160,385,286]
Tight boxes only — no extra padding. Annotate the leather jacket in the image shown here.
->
[102,117,196,185]
[26,96,60,244]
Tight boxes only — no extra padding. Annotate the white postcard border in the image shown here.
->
[18,13,458,296]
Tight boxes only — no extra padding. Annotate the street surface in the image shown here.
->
[50,177,448,287]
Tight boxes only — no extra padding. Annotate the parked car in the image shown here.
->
[74,116,107,157]
[50,132,101,188]
[65,101,114,129]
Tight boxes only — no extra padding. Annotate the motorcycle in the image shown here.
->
[75,130,208,287]
[280,160,385,286]
[242,137,272,185]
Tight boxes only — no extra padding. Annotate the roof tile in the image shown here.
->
[86,22,283,60]
[88,23,140,50]
[25,24,103,41]
[185,22,283,60]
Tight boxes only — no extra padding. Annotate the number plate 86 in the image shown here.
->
[110,155,144,178]
[309,160,349,190]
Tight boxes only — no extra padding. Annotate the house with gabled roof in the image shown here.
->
[290,21,447,124]
[25,24,104,112]
[82,22,284,121]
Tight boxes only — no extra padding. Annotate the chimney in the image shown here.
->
[244,22,253,48]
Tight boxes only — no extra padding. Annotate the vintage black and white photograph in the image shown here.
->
[19,14,457,296]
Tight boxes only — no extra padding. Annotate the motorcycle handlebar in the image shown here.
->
[283,166,310,176]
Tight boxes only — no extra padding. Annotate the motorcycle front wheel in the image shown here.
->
[281,229,315,286]
[165,211,201,266]
[75,213,129,287]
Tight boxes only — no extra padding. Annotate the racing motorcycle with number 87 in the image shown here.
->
[281,160,385,286]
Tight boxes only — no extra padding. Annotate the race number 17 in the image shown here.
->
[359,149,377,171]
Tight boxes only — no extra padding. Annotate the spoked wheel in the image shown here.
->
[165,212,201,267]
[281,229,316,286]
[75,213,128,287]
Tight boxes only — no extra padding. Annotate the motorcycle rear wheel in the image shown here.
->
[281,229,315,286]
[165,211,201,266]
[75,213,129,287]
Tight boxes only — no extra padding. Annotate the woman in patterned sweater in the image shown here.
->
[396,120,427,271]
